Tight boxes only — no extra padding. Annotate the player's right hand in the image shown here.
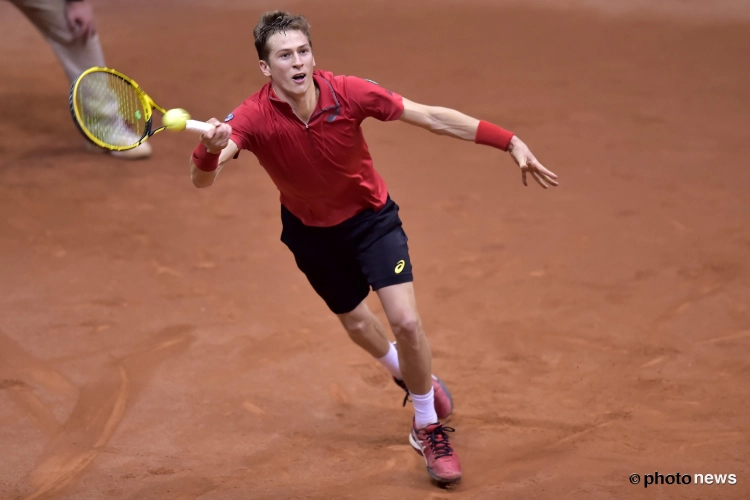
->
[201,118,232,154]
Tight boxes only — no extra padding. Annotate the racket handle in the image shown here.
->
[185,120,215,134]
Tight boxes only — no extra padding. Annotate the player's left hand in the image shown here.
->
[508,136,558,189]
[65,1,96,44]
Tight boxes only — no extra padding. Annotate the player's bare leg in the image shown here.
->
[337,294,453,416]
[376,282,431,395]
[337,300,391,359]
[376,282,461,484]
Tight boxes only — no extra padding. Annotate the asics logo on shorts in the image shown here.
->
[394,260,405,274]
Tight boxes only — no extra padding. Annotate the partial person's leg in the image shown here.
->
[376,283,434,417]
[355,198,452,420]
[378,282,462,485]
[10,0,104,82]
[280,209,407,380]
[10,0,151,159]
[336,299,402,379]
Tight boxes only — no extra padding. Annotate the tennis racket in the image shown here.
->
[69,67,213,151]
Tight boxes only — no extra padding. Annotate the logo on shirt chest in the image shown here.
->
[326,106,340,123]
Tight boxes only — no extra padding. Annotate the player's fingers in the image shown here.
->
[522,170,527,187]
[533,160,559,185]
[531,171,548,189]
[214,126,230,142]
[541,171,559,187]
[539,166,558,179]
[530,159,556,178]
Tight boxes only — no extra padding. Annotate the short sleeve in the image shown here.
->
[344,76,404,122]
[225,103,257,152]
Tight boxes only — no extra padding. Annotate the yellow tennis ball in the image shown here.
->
[163,108,190,131]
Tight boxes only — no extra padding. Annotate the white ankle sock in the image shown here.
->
[376,342,402,379]
[411,388,438,429]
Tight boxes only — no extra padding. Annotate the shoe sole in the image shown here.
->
[432,375,454,419]
[408,431,462,485]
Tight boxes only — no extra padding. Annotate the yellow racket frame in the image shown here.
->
[69,67,168,151]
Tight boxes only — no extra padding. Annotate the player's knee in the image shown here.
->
[390,316,422,347]
[342,318,368,336]
[338,310,370,336]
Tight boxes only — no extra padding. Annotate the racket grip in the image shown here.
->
[185,120,214,134]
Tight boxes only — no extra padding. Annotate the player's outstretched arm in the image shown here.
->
[190,118,239,188]
[398,98,558,189]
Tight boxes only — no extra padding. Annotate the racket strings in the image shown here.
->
[74,72,147,148]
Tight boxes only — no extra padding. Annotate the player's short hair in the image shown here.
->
[254,11,312,62]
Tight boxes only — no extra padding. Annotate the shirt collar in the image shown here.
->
[267,70,339,115]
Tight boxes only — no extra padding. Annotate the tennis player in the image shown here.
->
[189,11,557,485]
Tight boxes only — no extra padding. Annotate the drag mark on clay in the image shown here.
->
[652,285,723,327]
[470,413,611,436]
[25,364,130,500]
[654,261,741,328]
[0,331,78,398]
[548,412,632,450]
[641,356,666,368]
[242,400,267,416]
[679,432,746,453]
[151,259,183,278]
[548,421,614,449]
[0,326,194,499]
[0,379,61,438]
[695,329,750,346]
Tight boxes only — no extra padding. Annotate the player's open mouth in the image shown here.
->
[292,73,306,84]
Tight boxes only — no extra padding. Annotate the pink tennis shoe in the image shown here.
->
[409,420,462,485]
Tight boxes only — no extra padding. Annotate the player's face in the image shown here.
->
[260,30,315,97]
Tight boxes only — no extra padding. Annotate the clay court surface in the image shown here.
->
[1,0,749,498]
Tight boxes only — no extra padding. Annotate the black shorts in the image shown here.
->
[280,196,413,314]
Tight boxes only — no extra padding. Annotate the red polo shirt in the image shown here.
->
[227,70,404,227]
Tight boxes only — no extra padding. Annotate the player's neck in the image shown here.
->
[272,82,319,125]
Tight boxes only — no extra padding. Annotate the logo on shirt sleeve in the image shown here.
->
[224,113,234,122]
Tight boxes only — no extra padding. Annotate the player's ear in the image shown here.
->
[259,59,272,77]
